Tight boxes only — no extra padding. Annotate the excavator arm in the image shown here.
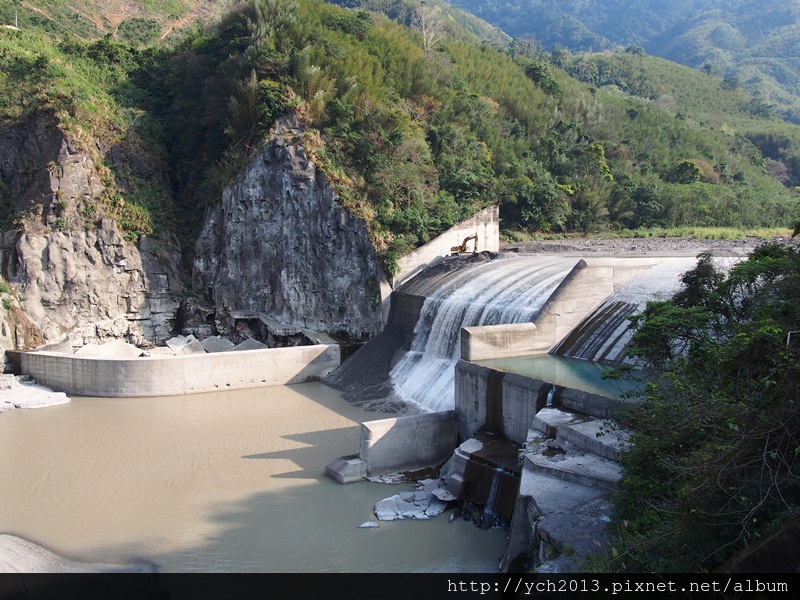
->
[450,233,478,254]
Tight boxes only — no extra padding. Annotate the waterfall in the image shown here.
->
[390,256,576,411]
[553,257,699,364]
[482,467,503,528]
[545,385,556,408]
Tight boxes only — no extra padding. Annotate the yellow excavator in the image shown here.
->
[451,233,478,254]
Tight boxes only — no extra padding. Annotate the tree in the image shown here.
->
[411,4,444,52]
[668,160,701,184]
[602,244,800,572]
[522,60,562,98]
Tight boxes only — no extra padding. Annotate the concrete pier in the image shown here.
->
[326,411,459,482]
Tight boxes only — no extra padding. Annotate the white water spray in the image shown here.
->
[390,256,577,411]
[545,385,556,408]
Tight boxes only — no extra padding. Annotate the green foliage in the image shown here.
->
[138,0,191,20]
[603,244,800,571]
[446,0,800,123]
[3,0,800,275]
[117,18,162,47]
[668,160,701,184]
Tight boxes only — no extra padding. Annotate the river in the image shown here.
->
[0,383,507,572]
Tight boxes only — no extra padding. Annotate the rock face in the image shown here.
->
[7,221,182,348]
[0,110,387,355]
[0,113,184,350]
[193,114,385,340]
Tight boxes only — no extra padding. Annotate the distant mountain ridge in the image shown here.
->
[448,0,800,122]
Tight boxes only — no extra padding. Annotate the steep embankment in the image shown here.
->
[192,114,386,340]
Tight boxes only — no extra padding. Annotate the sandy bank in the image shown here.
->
[0,375,69,413]
[0,534,156,573]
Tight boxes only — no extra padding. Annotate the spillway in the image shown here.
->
[390,256,579,411]
[552,257,698,364]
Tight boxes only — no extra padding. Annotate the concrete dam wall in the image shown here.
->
[10,344,340,397]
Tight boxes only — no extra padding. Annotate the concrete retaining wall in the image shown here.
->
[393,206,499,287]
[454,360,622,445]
[387,292,426,338]
[11,345,341,397]
[461,323,541,361]
[359,411,459,475]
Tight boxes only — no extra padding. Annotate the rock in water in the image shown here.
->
[373,479,452,521]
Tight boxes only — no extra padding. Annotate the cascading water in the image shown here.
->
[390,256,577,411]
[482,467,503,528]
[545,385,556,408]
[553,257,699,364]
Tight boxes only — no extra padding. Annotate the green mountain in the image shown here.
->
[447,0,800,123]
[1,0,798,277]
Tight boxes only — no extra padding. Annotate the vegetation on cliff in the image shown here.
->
[601,243,800,571]
[1,0,799,275]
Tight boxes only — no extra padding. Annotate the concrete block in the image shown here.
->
[325,456,367,484]
[524,451,622,491]
[359,411,458,476]
[445,473,466,498]
[200,336,235,353]
[231,338,269,351]
[460,323,541,361]
[177,339,206,354]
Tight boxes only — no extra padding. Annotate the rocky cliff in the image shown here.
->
[0,113,184,352]
[0,110,387,360]
[193,114,385,340]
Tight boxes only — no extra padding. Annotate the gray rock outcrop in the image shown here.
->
[0,113,184,351]
[193,114,385,340]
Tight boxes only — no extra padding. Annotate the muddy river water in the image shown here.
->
[0,383,506,572]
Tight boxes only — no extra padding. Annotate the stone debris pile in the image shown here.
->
[373,479,452,521]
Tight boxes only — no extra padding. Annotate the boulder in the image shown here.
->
[200,336,235,353]
[374,479,452,521]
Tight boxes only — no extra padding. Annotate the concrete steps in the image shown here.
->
[511,405,623,571]
[531,407,589,438]
[524,448,622,491]
[530,407,630,461]
[557,419,630,462]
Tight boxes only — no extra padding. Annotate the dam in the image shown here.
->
[3,223,755,572]
[325,244,721,571]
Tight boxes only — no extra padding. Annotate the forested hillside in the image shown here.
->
[1,0,798,278]
[448,0,800,123]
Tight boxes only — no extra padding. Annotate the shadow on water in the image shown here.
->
[240,428,359,479]
[0,382,508,579]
